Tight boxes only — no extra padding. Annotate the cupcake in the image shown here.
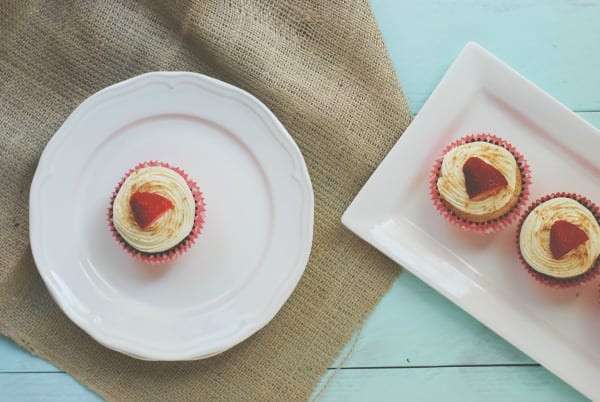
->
[430,134,530,233]
[517,193,600,287]
[108,161,205,263]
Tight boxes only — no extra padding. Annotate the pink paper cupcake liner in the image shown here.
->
[107,161,206,264]
[429,133,531,234]
[515,192,600,288]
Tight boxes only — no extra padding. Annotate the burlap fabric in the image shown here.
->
[0,1,412,400]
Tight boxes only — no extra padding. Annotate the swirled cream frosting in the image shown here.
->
[113,166,196,253]
[437,142,519,217]
[519,198,600,278]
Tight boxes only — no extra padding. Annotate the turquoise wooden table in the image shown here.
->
[1,1,598,400]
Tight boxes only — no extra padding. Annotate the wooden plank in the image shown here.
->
[314,366,588,402]
[579,111,600,128]
[371,0,600,113]
[0,373,101,401]
[332,270,533,368]
[0,367,587,402]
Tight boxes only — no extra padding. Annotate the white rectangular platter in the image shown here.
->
[342,42,600,400]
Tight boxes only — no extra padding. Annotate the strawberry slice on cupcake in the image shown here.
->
[430,133,530,233]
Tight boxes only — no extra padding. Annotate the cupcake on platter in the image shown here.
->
[108,161,205,264]
[430,133,530,233]
[517,193,600,288]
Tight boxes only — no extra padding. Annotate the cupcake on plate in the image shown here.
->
[517,193,600,288]
[430,134,530,233]
[108,161,205,264]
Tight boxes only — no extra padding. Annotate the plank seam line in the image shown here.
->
[328,363,541,370]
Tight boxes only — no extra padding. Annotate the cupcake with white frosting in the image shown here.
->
[108,161,205,263]
[430,134,530,233]
[517,193,600,287]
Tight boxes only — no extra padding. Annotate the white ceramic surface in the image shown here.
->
[342,42,600,401]
[30,72,314,361]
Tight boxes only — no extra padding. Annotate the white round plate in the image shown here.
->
[29,72,314,360]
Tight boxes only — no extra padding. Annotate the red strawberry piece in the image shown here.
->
[462,156,509,200]
[550,220,589,259]
[129,191,174,229]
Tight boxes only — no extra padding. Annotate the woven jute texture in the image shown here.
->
[0,1,412,400]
